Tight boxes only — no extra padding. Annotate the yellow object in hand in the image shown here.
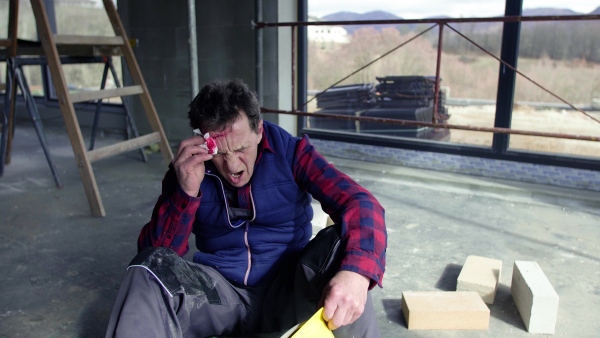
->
[290,307,334,338]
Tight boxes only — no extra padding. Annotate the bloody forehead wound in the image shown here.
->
[192,129,219,155]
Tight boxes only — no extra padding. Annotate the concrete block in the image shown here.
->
[401,291,490,330]
[511,261,559,334]
[457,255,502,304]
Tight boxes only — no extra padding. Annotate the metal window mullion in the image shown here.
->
[493,0,523,153]
[297,0,308,133]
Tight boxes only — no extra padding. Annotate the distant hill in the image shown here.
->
[316,7,600,62]
[521,8,579,16]
[322,10,403,34]
[320,8,594,35]
[322,10,402,22]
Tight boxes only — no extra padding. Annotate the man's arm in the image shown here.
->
[138,134,213,256]
[292,135,387,329]
[292,135,387,286]
[137,166,200,256]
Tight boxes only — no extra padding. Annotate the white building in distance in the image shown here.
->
[308,25,350,44]
[307,15,350,49]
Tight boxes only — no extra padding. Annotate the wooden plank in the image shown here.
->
[102,0,174,163]
[457,255,502,304]
[70,85,143,103]
[16,44,122,57]
[30,0,105,217]
[0,39,11,47]
[53,34,124,46]
[87,132,160,163]
[402,291,490,330]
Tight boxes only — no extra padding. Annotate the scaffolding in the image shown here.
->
[1,0,173,216]
[254,11,600,144]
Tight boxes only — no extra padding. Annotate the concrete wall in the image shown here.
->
[118,0,193,149]
[117,0,291,149]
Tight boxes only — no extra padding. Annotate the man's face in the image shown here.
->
[208,112,263,188]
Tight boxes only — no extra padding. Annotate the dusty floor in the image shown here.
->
[1,120,599,337]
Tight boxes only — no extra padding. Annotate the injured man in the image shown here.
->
[105,78,387,338]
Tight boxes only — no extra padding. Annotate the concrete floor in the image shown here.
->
[1,120,599,337]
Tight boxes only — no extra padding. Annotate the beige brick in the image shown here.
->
[457,255,502,304]
[401,291,490,330]
[511,261,559,334]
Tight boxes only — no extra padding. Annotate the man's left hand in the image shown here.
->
[318,270,370,330]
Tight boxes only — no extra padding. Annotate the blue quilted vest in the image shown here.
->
[192,121,313,286]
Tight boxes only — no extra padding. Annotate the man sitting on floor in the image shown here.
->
[105,78,387,338]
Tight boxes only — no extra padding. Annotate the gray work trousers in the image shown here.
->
[105,226,381,338]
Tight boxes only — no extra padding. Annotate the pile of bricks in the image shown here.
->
[401,255,559,334]
[310,76,451,141]
[374,76,449,121]
[315,83,377,110]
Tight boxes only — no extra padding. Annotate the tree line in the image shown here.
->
[438,21,600,63]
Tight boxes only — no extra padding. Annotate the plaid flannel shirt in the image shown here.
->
[138,132,387,288]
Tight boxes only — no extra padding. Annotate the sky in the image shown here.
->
[308,0,600,19]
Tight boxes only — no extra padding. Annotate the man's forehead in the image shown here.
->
[211,124,249,140]
[211,132,227,139]
[218,117,254,136]
[213,127,255,146]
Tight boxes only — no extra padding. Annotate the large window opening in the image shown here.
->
[299,0,600,169]
[510,1,600,158]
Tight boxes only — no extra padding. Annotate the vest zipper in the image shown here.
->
[204,172,244,228]
[243,222,251,285]
[243,185,256,285]
[248,185,256,221]
[206,171,255,285]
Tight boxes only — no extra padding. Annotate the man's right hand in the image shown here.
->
[172,135,214,197]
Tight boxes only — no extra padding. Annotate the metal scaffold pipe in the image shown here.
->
[261,108,600,142]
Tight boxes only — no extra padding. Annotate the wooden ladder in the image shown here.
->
[30,0,173,217]
[1,0,19,175]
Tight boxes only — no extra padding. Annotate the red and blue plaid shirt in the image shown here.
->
[139,131,387,288]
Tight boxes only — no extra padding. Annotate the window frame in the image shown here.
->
[296,0,600,171]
